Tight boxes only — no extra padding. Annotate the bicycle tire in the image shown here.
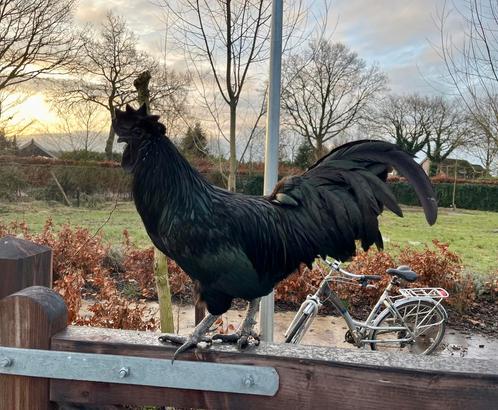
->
[369,299,446,354]
[284,312,312,344]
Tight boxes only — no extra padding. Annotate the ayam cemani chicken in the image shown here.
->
[113,104,437,359]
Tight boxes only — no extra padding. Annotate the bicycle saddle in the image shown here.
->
[386,265,417,282]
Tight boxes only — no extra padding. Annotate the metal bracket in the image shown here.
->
[0,346,279,396]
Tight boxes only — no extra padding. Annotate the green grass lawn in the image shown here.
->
[1,201,497,275]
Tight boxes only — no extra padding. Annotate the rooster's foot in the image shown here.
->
[158,333,211,345]
[213,330,260,349]
[158,333,213,362]
[158,314,220,362]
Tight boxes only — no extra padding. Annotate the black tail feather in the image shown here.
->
[309,140,438,225]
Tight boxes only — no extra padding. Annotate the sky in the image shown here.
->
[71,0,465,93]
[324,0,464,94]
[15,0,466,138]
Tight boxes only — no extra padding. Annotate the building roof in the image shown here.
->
[17,139,57,159]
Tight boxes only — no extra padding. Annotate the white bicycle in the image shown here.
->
[284,259,449,354]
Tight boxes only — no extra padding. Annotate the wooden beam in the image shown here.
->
[0,287,68,410]
[50,326,498,409]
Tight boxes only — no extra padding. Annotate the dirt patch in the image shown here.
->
[447,300,498,337]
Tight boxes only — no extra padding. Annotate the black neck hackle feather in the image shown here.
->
[114,105,438,315]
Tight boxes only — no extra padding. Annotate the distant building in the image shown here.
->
[421,157,488,179]
[17,139,57,159]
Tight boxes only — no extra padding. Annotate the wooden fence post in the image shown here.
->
[0,286,68,410]
[134,71,175,333]
[0,236,52,300]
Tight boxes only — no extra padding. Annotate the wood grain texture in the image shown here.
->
[0,236,52,300]
[195,301,206,325]
[50,326,498,409]
[0,287,67,410]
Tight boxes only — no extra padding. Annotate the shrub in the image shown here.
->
[58,150,122,162]
[0,220,157,330]
[121,230,194,301]
[275,241,475,314]
[0,219,483,327]
[398,240,474,312]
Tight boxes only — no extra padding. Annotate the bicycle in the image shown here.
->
[284,259,449,354]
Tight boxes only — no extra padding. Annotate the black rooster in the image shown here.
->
[113,104,437,358]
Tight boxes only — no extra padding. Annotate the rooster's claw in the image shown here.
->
[158,333,212,363]
[213,331,260,349]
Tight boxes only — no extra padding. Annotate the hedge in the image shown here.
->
[240,177,498,212]
[0,163,130,203]
[389,182,498,212]
[2,158,498,212]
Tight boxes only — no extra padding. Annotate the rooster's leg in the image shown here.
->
[159,313,219,361]
[213,298,261,349]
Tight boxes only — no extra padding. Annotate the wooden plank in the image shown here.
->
[50,326,498,409]
[0,287,68,410]
[0,236,52,299]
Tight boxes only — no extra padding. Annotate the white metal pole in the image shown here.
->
[260,0,283,343]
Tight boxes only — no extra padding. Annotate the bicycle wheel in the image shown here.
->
[370,299,446,354]
[284,312,313,344]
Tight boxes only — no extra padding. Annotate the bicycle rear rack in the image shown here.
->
[399,287,449,299]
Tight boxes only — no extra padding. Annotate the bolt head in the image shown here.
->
[119,367,130,378]
[0,358,13,368]
[243,375,255,387]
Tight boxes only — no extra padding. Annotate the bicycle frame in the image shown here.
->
[318,274,410,346]
[285,260,447,347]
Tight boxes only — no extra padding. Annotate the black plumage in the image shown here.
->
[114,104,437,316]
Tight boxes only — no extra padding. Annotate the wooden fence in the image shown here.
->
[0,239,497,409]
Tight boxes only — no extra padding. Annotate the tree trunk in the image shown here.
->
[134,70,175,333]
[105,123,115,160]
[314,138,325,161]
[227,103,237,192]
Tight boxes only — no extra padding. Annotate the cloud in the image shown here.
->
[75,0,469,95]
[323,0,467,93]
[74,0,168,57]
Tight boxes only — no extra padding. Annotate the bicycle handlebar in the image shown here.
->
[321,258,382,282]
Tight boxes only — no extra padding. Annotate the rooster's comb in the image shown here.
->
[115,103,160,123]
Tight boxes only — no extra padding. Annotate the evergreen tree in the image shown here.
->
[181,122,208,158]
[293,140,314,169]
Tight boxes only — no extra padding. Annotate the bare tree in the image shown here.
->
[48,100,107,153]
[424,97,469,173]
[149,65,191,141]
[0,89,33,136]
[0,0,79,91]
[438,0,498,149]
[372,94,434,156]
[60,12,154,159]
[282,40,386,160]
[162,0,274,190]
[162,0,306,191]
[465,95,498,173]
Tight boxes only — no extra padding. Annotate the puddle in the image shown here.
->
[165,304,498,360]
[439,331,498,360]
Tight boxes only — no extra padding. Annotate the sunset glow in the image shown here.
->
[13,93,58,132]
